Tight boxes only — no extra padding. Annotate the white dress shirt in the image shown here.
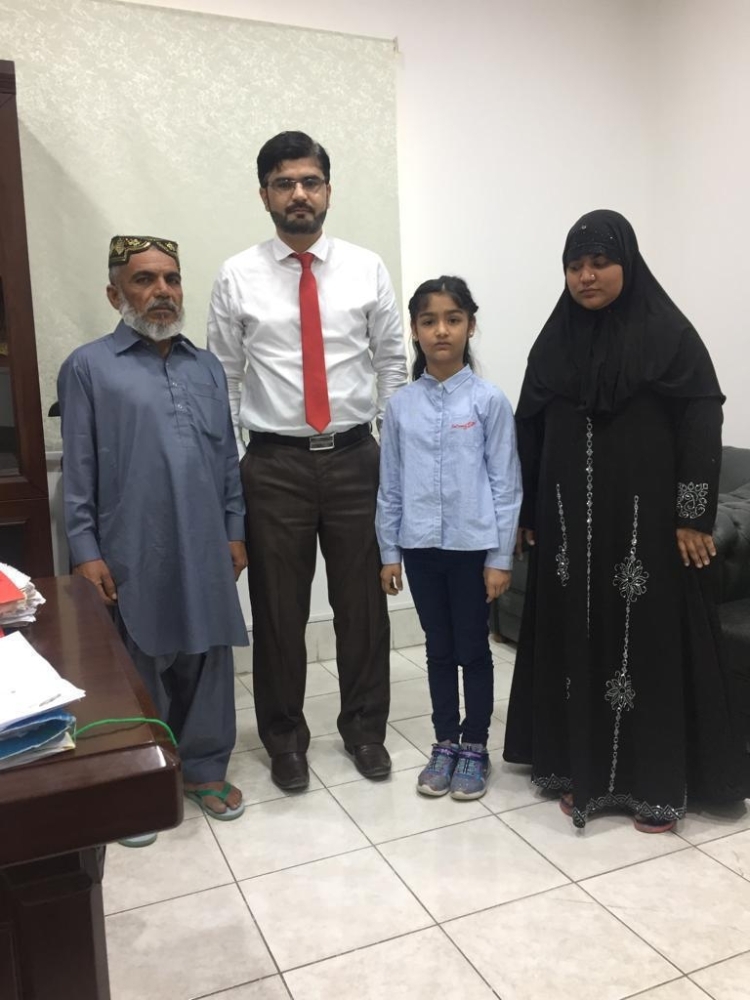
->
[207,233,407,443]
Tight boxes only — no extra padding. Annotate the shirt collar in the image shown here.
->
[420,364,474,393]
[272,232,329,264]
[112,319,197,356]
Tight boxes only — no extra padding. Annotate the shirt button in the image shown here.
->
[176,404,183,410]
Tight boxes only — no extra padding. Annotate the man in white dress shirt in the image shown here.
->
[208,131,407,790]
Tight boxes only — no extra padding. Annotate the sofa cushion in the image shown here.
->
[720,446,750,494]
[716,483,750,603]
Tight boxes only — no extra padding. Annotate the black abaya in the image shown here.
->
[503,211,749,827]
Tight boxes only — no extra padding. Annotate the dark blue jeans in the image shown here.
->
[403,548,494,746]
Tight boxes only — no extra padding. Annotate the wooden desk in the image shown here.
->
[0,576,183,1000]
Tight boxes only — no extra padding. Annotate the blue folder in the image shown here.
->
[0,709,76,765]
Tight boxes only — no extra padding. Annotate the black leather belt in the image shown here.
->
[249,423,371,452]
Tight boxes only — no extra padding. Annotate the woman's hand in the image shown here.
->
[380,563,403,595]
[676,528,717,568]
[515,527,536,560]
[484,567,511,603]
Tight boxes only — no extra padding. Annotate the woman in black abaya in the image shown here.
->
[503,209,749,831]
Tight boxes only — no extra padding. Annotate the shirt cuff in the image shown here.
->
[380,546,402,565]
[68,533,103,567]
[225,514,246,541]
[484,549,513,571]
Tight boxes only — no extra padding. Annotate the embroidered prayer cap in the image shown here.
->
[108,235,180,268]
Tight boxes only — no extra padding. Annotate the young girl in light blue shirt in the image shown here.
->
[376,276,522,799]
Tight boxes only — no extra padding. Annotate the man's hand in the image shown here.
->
[380,563,403,596]
[515,527,536,560]
[484,567,511,603]
[676,528,716,568]
[229,541,248,580]
[73,559,117,605]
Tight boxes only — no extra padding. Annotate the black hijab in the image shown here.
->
[516,209,723,418]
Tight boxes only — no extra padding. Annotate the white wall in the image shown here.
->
[637,0,750,445]
[58,0,750,623]
[118,0,750,441]
[121,0,655,407]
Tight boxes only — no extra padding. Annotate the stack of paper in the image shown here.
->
[0,632,85,768]
[0,562,46,628]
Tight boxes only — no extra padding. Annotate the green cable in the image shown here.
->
[73,716,178,746]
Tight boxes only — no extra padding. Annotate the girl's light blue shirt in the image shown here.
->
[376,365,522,570]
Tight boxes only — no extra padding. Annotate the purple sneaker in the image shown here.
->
[450,743,490,800]
[417,742,459,797]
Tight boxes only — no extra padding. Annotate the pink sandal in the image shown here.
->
[560,793,574,817]
[633,814,675,834]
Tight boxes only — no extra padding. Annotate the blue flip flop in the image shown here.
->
[184,781,245,821]
[118,832,158,848]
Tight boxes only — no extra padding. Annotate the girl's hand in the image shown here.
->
[484,567,511,603]
[515,527,536,560]
[380,563,403,595]
[676,528,717,568]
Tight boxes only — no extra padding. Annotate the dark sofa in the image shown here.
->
[492,445,750,643]
[714,446,750,604]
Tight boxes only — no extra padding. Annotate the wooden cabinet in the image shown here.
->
[0,60,53,577]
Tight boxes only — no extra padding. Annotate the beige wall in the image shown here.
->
[1,0,400,450]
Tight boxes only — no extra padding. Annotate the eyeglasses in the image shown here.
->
[267,176,326,194]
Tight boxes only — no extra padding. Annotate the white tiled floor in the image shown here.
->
[105,641,750,1000]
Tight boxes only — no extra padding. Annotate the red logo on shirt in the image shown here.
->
[451,420,477,430]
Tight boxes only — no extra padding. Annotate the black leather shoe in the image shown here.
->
[271,751,309,790]
[345,743,392,779]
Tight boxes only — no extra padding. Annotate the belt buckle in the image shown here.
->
[309,433,335,451]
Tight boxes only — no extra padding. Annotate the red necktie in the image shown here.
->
[291,252,331,433]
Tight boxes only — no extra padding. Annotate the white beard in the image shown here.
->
[119,299,185,342]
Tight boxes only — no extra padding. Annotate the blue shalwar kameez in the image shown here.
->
[59,321,248,781]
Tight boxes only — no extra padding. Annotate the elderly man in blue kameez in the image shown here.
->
[58,235,249,845]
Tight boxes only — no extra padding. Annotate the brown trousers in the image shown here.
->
[241,434,391,756]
